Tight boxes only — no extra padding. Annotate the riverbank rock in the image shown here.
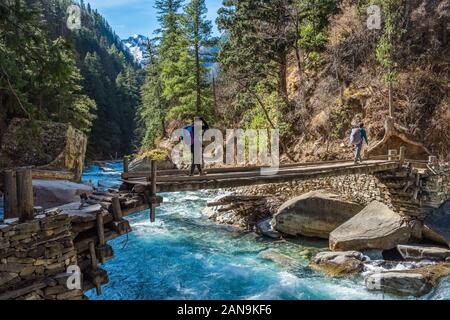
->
[272,191,363,239]
[310,251,367,277]
[33,180,93,209]
[256,218,281,239]
[397,244,450,261]
[258,249,297,268]
[0,118,87,181]
[422,201,450,246]
[129,150,176,172]
[329,201,411,251]
[365,272,432,297]
[365,264,450,297]
[205,195,272,229]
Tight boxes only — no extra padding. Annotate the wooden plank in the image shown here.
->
[32,169,75,181]
[138,161,393,184]
[122,156,358,179]
[152,162,400,193]
[122,159,357,179]
[111,197,123,221]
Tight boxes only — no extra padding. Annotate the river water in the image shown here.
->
[2,163,449,299]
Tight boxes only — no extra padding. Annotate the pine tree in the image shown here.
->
[0,0,96,133]
[137,40,165,149]
[183,0,215,114]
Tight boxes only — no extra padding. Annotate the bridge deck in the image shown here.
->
[123,160,400,193]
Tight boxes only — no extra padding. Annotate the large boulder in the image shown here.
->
[329,201,411,251]
[365,264,450,297]
[272,191,364,239]
[397,244,450,261]
[422,201,450,246]
[311,251,367,277]
[0,119,87,181]
[33,180,93,209]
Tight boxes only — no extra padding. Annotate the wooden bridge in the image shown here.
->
[122,159,400,193]
[118,148,416,222]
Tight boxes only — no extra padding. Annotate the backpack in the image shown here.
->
[183,125,194,146]
[350,128,363,145]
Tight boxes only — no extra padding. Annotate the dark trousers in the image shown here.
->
[354,142,363,162]
[190,144,203,174]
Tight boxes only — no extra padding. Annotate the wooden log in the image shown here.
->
[88,241,102,295]
[399,146,406,165]
[111,197,123,221]
[150,160,157,223]
[123,157,129,174]
[3,170,18,219]
[32,169,75,181]
[16,169,34,222]
[96,212,106,246]
[89,241,98,271]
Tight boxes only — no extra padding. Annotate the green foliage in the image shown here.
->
[137,41,165,150]
[0,0,140,159]
[372,0,405,82]
[138,0,216,150]
[0,0,96,133]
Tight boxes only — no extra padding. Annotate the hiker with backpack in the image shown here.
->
[350,123,369,164]
[183,117,210,176]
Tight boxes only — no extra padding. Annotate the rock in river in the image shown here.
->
[365,272,433,297]
[397,244,450,262]
[256,218,282,239]
[258,249,297,268]
[272,191,363,239]
[330,201,411,251]
[310,251,367,277]
[365,264,450,297]
[33,180,93,209]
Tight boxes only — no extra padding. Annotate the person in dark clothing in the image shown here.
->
[185,117,209,176]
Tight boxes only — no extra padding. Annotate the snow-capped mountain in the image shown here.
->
[122,34,149,66]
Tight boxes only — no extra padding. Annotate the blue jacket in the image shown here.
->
[360,128,369,145]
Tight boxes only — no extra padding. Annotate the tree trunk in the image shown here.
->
[195,43,201,114]
[294,44,306,110]
[278,53,288,103]
[388,80,394,118]
[212,75,218,114]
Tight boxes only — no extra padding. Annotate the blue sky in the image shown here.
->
[85,0,222,39]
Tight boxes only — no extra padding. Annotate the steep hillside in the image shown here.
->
[211,0,449,163]
[284,0,449,162]
[0,0,142,161]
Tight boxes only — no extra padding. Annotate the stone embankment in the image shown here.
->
[0,189,148,300]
